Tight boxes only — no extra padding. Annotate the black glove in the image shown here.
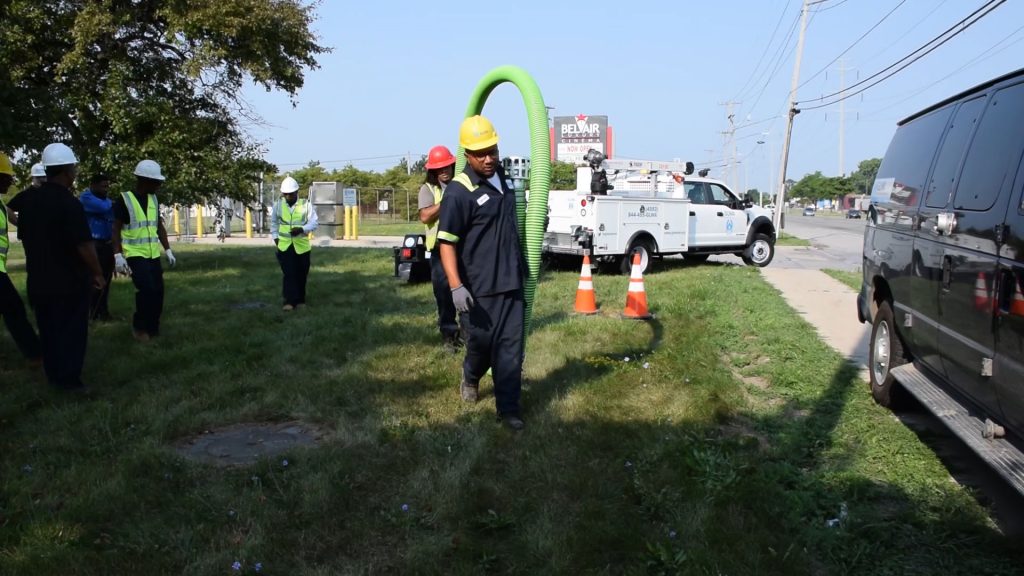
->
[291,227,304,237]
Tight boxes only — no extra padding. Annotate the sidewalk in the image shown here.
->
[759,267,870,380]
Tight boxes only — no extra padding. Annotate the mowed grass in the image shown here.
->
[1,245,1020,575]
[775,232,811,247]
[824,268,862,291]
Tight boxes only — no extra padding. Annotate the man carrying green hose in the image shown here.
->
[438,115,526,431]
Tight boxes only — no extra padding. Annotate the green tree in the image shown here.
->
[551,161,579,190]
[848,157,882,196]
[0,0,327,204]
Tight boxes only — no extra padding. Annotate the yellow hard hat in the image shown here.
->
[0,153,13,176]
[459,115,499,151]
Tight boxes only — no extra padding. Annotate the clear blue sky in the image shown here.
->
[243,0,1024,194]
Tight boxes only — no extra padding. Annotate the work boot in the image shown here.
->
[460,379,478,403]
[282,304,294,312]
[499,414,525,431]
[442,334,461,354]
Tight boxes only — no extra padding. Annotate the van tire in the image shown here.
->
[742,233,775,267]
[869,301,906,407]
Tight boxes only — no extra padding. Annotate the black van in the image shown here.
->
[858,68,1024,494]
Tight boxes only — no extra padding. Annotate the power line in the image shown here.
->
[745,12,806,116]
[733,0,794,102]
[798,0,1006,110]
[859,0,950,65]
[797,0,907,90]
[276,154,409,168]
[811,0,852,12]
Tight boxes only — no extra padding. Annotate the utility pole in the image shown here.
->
[719,100,740,191]
[837,59,856,177]
[774,0,811,231]
[406,151,412,176]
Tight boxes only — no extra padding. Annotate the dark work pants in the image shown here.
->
[127,257,164,336]
[276,246,310,306]
[462,289,524,417]
[0,272,41,359]
[90,240,114,319]
[429,251,459,340]
[33,289,89,389]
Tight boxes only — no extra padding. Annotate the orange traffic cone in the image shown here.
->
[622,251,652,320]
[974,272,991,311]
[574,254,598,315]
[1011,279,1024,317]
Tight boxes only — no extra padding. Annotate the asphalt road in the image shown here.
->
[776,211,868,270]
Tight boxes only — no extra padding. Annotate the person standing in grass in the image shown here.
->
[15,144,105,391]
[79,174,115,321]
[112,160,176,342]
[270,176,318,311]
[0,153,42,365]
[418,145,462,353]
[437,115,526,431]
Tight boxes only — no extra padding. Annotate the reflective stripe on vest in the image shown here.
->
[452,173,477,192]
[276,198,311,254]
[424,184,443,251]
[121,192,161,259]
[0,200,8,273]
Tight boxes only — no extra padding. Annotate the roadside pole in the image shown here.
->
[774,0,811,231]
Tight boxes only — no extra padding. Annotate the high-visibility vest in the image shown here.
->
[0,199,8,273]
[276,198,311,254]
[424,183,443,250]
[452,173,477,193]
[121,192,162,259]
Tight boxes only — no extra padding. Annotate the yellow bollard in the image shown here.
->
[173,207,181,236]
[245,208,253,239]
[343,206,352,240]
[196,206,204,238]
[352,207,358,239]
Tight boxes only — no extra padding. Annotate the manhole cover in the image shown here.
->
[231,301,268,310]
[175,421,322,467]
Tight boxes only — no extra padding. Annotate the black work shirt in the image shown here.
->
[15,182,93,301]
[437,166,523,297]
[6,187,37,240]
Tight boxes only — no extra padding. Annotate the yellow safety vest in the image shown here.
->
[121,192,162,259]
[424,184,443,250]
[276,198,311,254]
[0,199,8,273]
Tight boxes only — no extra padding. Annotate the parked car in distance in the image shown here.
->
[802,207,816,217]
[858,67,1024,495]
[846,208,862,219]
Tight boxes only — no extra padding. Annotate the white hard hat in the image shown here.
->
[30,163,45,178]
[280,176,300,194]
[41,143,77,167]
[134,159,165,181]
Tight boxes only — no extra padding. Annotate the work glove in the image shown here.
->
[114,253,131,276]
[165,249,176,268]
[274,238,280,247]
[291,227,304,237]
[451,285,475,313]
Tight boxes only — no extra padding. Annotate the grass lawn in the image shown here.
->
[775,232,811,247]
[1,245,1020,575]
[352,219,422,237]
[824,268,862,291]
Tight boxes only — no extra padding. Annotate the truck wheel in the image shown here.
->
[869,301,906,407]
[621,239,654,275]
[742,233,774,267]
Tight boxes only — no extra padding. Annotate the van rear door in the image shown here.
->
[992,151,1024,432]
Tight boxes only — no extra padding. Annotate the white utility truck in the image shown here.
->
[543,150,777,273]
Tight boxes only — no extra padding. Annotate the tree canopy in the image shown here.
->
[0,0,327,204]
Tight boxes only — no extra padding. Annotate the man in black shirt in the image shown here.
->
[17,143,105,391]
[0,153,42,364]
[438,116,526,431]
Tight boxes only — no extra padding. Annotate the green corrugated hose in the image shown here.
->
[455,65,551,335]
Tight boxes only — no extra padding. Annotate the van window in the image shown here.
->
[876,106,951,209]
[707,184,736,204]
[685,182,709,204]
[955,82,1024,212]
[926,97,985,208]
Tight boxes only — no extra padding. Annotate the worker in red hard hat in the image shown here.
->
[418,145,462,352]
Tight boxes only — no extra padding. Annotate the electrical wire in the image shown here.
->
[275,154,409,167]
[810,0,852,12]
[797,0,907,90]
[798,0,1006,110]
[733,0,794,102]
[746,11,810,116]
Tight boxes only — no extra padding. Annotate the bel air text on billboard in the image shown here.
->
[553,114,612,163]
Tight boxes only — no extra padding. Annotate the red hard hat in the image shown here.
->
[425,145,456,170]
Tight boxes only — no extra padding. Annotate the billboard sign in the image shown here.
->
[553,114,610,163]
